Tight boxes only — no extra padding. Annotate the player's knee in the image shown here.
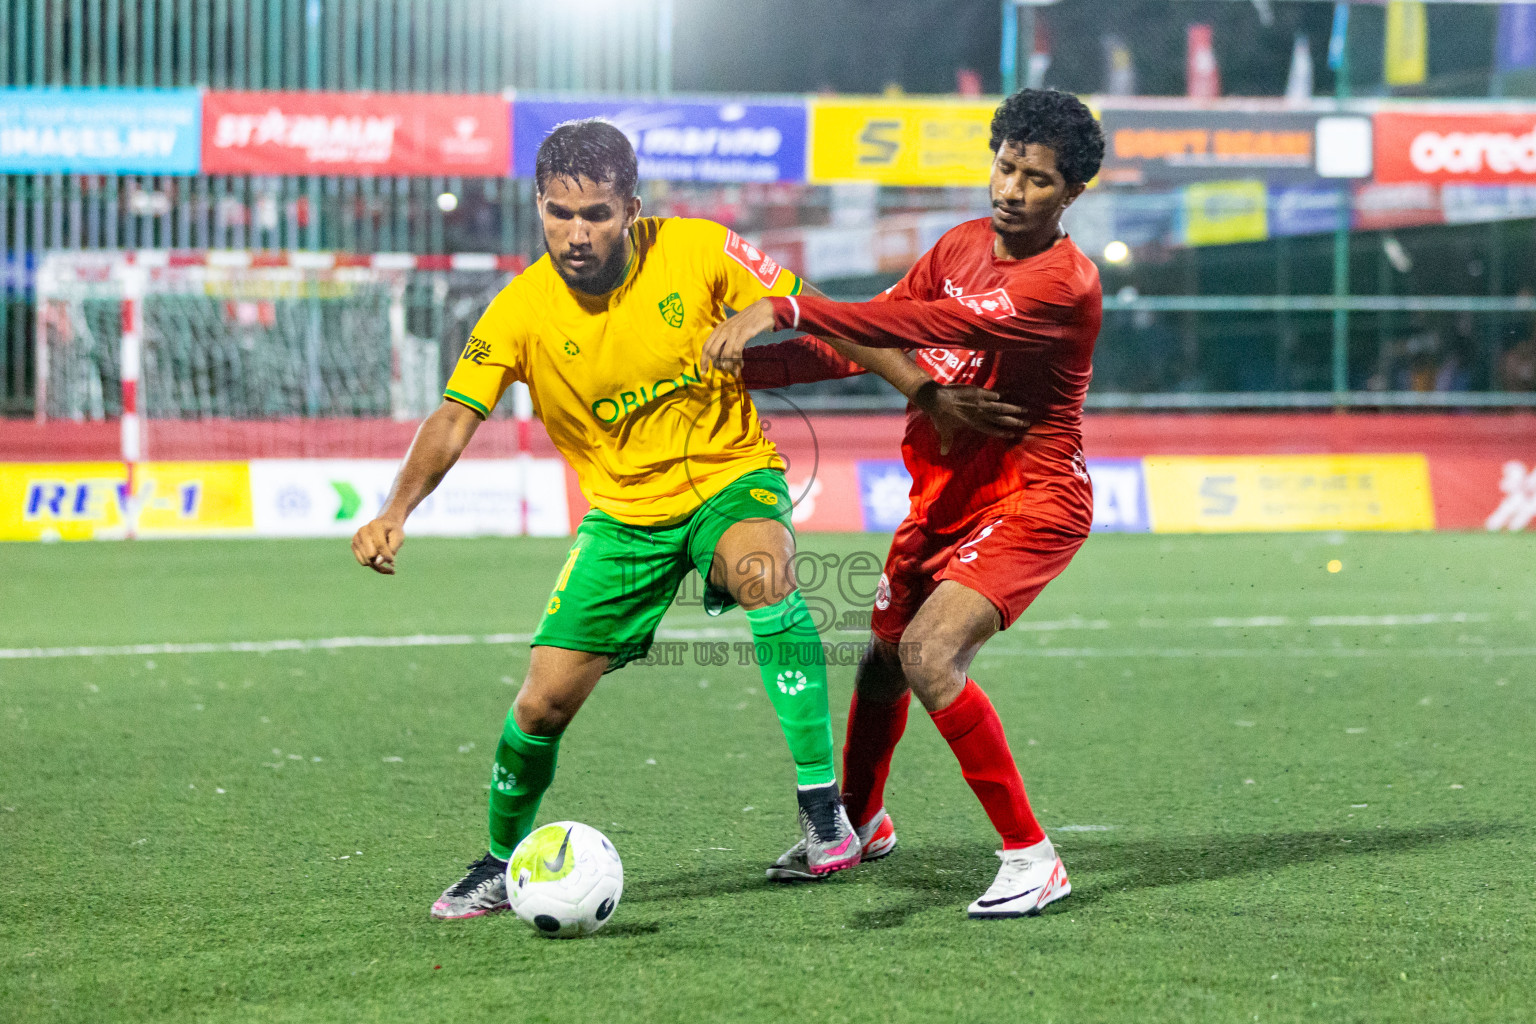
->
[896,629,964,708]
[513,686,576,736]
[731,559,795,610]
[855,638,911,702]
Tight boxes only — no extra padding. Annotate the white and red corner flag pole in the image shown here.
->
[119,256,147,538]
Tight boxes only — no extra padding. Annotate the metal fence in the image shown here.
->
[0,0,672,413]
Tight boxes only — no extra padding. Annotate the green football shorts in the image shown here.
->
[531,467,793,671]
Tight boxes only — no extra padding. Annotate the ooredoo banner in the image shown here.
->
[1374,110,1536,185]
[513,97,806,183]
[202,92,509,176]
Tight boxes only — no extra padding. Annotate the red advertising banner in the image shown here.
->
[202,92,509,176]
[1351,181,1444,230]
[1429,456,1536,531]
[1375,110,1536,185]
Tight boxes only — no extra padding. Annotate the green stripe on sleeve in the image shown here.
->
[789,276,803,296]
[444,390,491,417]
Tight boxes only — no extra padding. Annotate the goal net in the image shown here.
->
[33,250,527,459]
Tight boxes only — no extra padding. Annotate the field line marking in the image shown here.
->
[0,625,751,661]
[976,644,1536,660]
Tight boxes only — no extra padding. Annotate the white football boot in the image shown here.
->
[967,839,1071,919]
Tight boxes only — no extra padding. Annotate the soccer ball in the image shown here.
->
[506,821,624,938]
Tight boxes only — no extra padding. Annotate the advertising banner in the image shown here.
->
[0,461,252,541]
[1440,183,1536,224]
[854,458,1150,534]
[1182,180,1270,246]
[856,459,915,532]
[0,88,201,174]
[1374,110,1536,185]
[1351,180,1443,230]
[1099,108,1319,186]
[1496,4,1536,73]
[512,98,806,184]
[1429,456,1536,531]
[1268,186,1345,237]
[783,463,864,533]
[810,99,995,187]
[1087,459,1150,532]
[248,459,568,538]
[202,92,509,176]
[1384,2,1428,87]
[1143,455,1436,533]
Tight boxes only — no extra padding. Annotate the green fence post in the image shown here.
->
[1330,5,1352,406]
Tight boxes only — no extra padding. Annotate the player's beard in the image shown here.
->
[548,235,630,296]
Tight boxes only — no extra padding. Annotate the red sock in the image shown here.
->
[840,688,910,829]
[929,679,1046,850]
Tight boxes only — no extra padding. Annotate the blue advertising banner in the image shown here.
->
[512,97,807,183]
[1268,186,1345,238]
[855,460,913,533]
[1086,458,1150,533]
[0,89,202,174]
[1497,4,1536,73]
[857,457,1151,534]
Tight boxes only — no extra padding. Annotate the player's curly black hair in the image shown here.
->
[989,89,1104,186]
[535,119,638,198]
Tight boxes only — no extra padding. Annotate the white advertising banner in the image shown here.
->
[248,458,569,538]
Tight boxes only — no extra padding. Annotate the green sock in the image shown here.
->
[487,709,562,860]
[745,591,836,787]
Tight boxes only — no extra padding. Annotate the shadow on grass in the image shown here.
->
[593,921,664,939]
[627,820,1514,930]
[1057,819,1515,908]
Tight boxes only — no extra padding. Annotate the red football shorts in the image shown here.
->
[870,513,1089,643]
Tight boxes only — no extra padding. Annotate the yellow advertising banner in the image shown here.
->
[1143,455,1436,533]
[1385,1,1428,87]
[0,461,254,541]
[1182,179,1270,247]
[810,99,996,186]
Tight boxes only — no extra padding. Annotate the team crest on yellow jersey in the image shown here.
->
[658,291,684,328]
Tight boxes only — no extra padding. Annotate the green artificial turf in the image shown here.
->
[2,532,1533,1023]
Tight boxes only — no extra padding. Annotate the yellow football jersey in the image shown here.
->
[443,216,803,526]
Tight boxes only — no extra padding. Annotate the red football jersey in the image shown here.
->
[746,218,1102,535]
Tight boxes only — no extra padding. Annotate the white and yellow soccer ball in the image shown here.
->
[506,821,624,938]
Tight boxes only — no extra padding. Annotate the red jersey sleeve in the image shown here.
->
[770,269,1082,354]
[741,333,864,389]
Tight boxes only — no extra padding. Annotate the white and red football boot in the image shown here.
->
[767,806,896,881]
[967,839,1071,918]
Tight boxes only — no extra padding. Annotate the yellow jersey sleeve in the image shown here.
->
[442,277,531,417]
[687,218,802,311]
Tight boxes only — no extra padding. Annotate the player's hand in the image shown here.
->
[351,518,405,575]
[702,299,777,376]
[914,383,1029,456]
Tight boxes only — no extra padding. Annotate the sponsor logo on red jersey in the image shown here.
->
[724,230,783,289]
[954,287,1016,320]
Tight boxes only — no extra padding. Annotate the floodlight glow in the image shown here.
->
[436,192,459,213]
[1103,240,1130,264]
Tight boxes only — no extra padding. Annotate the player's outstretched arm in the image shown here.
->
[351,399,483,575]
[712,289,1028,453]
